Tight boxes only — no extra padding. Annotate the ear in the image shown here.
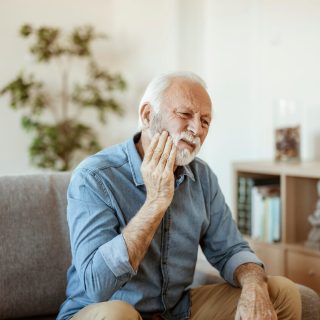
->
[140,103,154,129]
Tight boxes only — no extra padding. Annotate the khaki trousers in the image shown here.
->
[71,276,301,320]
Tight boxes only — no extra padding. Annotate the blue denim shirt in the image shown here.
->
[57,133,262,320]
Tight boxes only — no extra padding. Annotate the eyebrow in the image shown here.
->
[176,106,212,121]
[177,106,211,117]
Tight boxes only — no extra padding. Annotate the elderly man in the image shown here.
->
[58,72,301,320]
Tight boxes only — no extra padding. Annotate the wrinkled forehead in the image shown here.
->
[160,79,212,115]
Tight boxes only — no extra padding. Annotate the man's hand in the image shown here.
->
[123,131,176,271]
[141,131,177,211]
[235,263,277,320]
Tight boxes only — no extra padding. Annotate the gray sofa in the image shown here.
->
[0,173,319,319]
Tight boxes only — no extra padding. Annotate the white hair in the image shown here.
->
[138,71,208,129]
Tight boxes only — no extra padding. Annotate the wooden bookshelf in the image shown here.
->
[233,161,320,293]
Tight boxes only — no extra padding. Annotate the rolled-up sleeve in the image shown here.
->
[222,251,263,286]
[200,172,263,287]
[67,168,136,302]
[99,234,134,280]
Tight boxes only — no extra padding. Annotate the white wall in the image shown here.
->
[176,0,320,205]
[0,0,178,174]
[201,0,259,205]
[1,0,320,207]
[250,0,320,162]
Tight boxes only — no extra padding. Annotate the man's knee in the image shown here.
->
[73,300,142,320]
[268,275,300,301]
[268,276,302,319]
[104,300,142,319]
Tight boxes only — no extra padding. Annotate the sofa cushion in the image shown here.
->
[0,173,71,319]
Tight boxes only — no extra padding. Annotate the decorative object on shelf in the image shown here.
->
[305,180,320,250]
[0,24,127,171]
[274,99,300,162]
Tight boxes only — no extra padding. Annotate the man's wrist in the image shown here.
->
[144,197,168,213]
[242,279,268,291]
[235,263,268,288]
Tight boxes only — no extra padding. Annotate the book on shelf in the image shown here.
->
[237,176,281,243]
[237,177,253,235]
[251,185,281,243]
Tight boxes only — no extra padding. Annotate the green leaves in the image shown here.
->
[28,120,101,171]
[20,24,33,37]
[21,115,37,131]
[0,24,126,171]
[0,73,46,113]
[21,24,61,62]
[70,25,105,56]
[19,24,107,62]
[72,62,126,124]
[89,61,126,90]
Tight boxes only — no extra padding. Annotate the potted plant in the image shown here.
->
[0,24,126,171]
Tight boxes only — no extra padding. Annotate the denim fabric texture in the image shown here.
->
[57,133,262,320]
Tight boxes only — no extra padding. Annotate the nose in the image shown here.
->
[187,115,202,136]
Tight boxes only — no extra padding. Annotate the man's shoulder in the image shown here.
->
[192,156,209,168]
[189,157,218,183]
[190,157,214,174]
[75,141,128,174]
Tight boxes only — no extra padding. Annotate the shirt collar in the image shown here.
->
[175,163,195,182]
[125,132,144,186]
[125,132,195,186]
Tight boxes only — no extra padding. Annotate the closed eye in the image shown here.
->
[177,112,191,118]
[201,119,210,127]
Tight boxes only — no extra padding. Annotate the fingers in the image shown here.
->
[152,131,169,163]
[157,135,174,171]
[144,131,168,164]
[144,132,160,162]
[143,131,176,174]
[165,142,177,172]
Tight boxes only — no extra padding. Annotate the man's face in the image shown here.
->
[148,79,212,166]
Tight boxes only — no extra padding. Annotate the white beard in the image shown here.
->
[171,131,201,166]
[148,114,201,166]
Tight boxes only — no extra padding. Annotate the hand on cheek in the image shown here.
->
[141,131,177,211]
